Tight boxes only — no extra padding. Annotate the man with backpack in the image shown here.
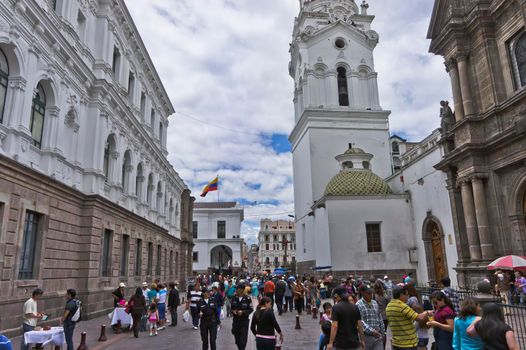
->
[61,289,81,350]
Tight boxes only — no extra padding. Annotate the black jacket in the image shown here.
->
[168,288,180,307]
[197,298,219,325]
[275,280,286,295]
[230,295,253,323]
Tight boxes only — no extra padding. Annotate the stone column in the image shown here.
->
[445,59,464,121]
[457,55,475,117]
[472,177,495,260]
[110,151,119,184]
[42,106,60,152]
[460,180,482,261]
[125,165,134,194]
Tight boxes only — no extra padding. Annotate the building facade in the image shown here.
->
[192,202,244,275]
[258,219,296,271]
[289,0,458,283]
[428,0,526,286]
[0,0,193,334]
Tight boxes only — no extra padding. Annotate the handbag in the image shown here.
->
[125,300,134,314]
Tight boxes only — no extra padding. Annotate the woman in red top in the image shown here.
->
[427,291,456,350]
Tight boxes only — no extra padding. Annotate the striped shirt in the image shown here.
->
[187,290,202,308]
[386,298,418,348]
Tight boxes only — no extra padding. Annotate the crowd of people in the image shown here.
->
[10,271,524,350]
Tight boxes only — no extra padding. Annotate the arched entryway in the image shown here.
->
[422,216,448,284]
[210,245,232,274]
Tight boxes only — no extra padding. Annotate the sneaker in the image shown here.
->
[149,333,153,337]
[158,326,165,331]
[155,332,158,336]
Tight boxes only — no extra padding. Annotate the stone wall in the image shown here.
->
[0,155,192,335]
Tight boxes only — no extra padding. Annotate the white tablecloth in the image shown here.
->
[24,327,65,346]
[110,307,133,328]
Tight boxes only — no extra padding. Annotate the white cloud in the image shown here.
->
[124,0,451,243]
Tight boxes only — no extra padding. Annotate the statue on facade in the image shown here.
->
[440,100,454,135]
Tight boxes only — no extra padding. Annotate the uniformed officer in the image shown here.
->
[230,283,253,350]
[197,287,219,350]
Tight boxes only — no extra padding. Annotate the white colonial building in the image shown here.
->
[192,202,244,274]
[258,219,296,271]
[289,0,457,284]
[0,0,194,334]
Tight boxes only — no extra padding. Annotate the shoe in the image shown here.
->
[158,326,165,331]
[193,326,198,330]
[149,333,153,337]
[155,332,158,336]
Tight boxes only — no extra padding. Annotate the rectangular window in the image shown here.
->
[150,109,156,131]
[120,234,129,277]
[217,220,226,239]
[77,10,86,41]
[159,122,163,144]
[265,243,269,250]
[135,239,142,276]
[156,244,162,275]
[366,223,382,253]
[112,46,121,79]
[169,250,173,276]
[193,252,198,262]
[19,211,40,279]
[192,221,198,239]
[147,242,153,275]
[101,229,112,277]
[140,92,146,120]
[128,72,135,100]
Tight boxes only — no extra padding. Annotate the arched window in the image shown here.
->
[147,174,154,207]
[510,33,526,89]
[30,83,46,148]
[156,181,163,212]
[135,163,143,199]
[337,67,349,106]
[103,134,116,182]
[121,150,132,193]
[0,48,8,124]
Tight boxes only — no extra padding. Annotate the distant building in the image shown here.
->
[258,219,296,271]
[192,202,244,275]
[248,244,259,274]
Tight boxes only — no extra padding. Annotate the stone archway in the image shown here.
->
[423,216,448,284]
[210,245,232,274]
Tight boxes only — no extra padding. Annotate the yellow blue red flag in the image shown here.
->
[200,176,219,197]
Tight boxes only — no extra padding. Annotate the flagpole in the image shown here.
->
[217,174,220,203]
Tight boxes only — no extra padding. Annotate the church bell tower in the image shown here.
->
[289,0,392,267]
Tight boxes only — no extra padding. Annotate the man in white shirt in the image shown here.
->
[21,288,44,350]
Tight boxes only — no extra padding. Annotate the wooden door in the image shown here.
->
[431,225,447,282]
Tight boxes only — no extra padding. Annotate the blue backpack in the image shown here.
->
[0,335,13,350]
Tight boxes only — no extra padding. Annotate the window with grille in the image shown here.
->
[193,221,198,239]
[135,239,142,276]
[19,211,41,279]
[193,252,198,262]
[156,245,162,275]
[30,84,46,148]
[147,242,153,275]
[217,221,226,239]
[366,223,382,253]
[509,32,526,89]
[101,229,112,277]
[120,234,129,276]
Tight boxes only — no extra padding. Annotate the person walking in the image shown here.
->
[274,277,286,315]
[60,289,79,350]
[356,285,384,350]
[250,296,284,350]
[452,298,483,350]
[186,284,203,330]
[308,277,320,314]
[386,285,429,350]
[168,282,180,327]
[427,291,456,350]
[251,279,260,299]
[157,284,167,330]
[373,281,390,334]
[440,277,460,314]
[467,303,519,350]
[147,303,159,337]
[231,283,254,350]
[128,287,147,338]
[20,288,44,350]
[198,287,220,350]
[284,281,293,313]
[293,281,306,315]
[264,279,275,306]
[326,286,364,350]
[494,270,511,304]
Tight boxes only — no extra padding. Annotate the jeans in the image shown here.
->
[255,337,276,350]
[275,294,284,314]
[364,335,383,350]
[20,323,35,350]
[63,321,76,350]
[284,296,293,312]
[170,306,178,326]
[158,303,166,320]
[191,307,200,327]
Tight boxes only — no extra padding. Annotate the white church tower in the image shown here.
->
[289,0,392,271]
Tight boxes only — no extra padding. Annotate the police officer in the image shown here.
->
[230,283,253,350]
[197,287,219,350]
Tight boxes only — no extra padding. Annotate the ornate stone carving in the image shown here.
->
[365,30,379,46]
[65,94,80,132]
[440,100,455,135]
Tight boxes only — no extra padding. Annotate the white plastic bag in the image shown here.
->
[183,310,190,323]
[220,310,225,320]
[107,310,114,320]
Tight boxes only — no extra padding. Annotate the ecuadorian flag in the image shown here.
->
[200,176,219,197]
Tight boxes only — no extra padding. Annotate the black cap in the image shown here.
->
[236,283,245,290]
[359,284,373,293]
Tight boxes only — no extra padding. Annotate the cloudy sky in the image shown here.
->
[125,0,451,244]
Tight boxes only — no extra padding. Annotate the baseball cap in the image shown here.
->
[359,284,373,293]
[384,275,388,279]
[142,282,148,287]
[119,282,126,288]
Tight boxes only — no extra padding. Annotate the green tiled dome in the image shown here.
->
[324,170,391,196]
